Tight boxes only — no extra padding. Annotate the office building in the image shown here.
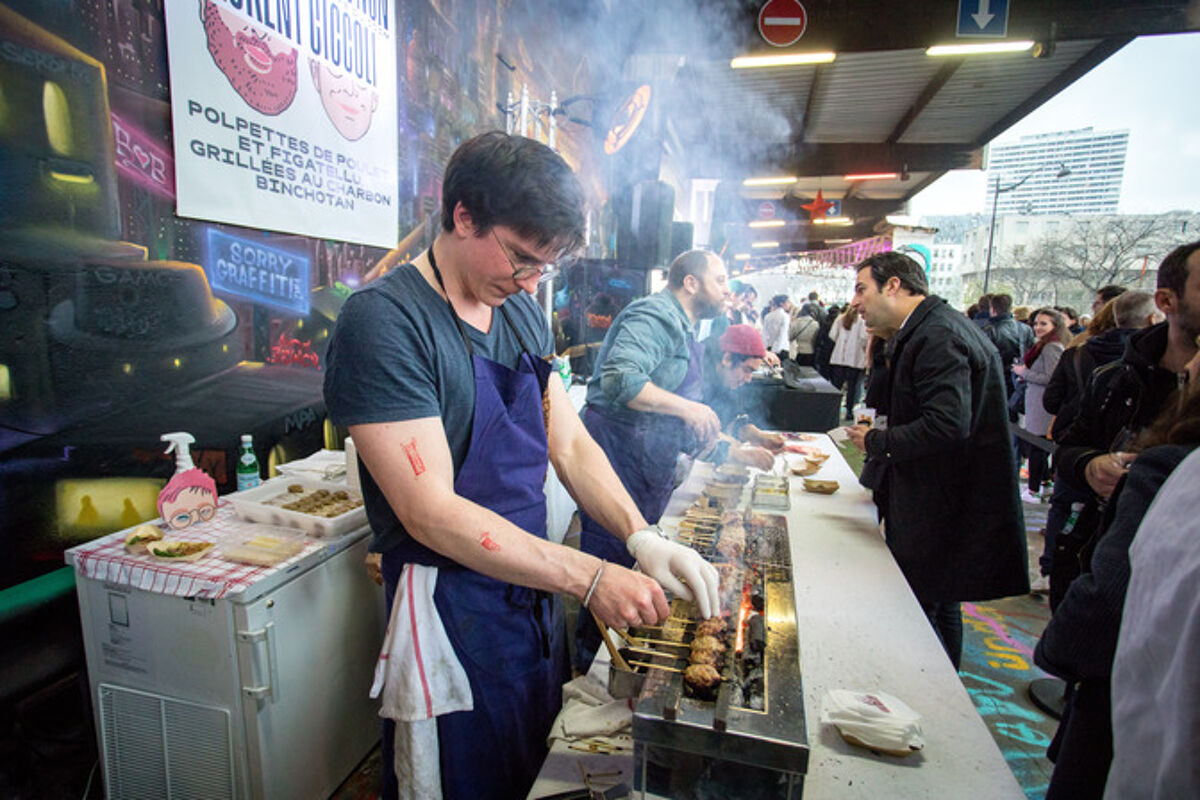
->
[985,127,1129,215]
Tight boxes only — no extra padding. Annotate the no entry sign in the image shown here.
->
[758,0,808,48]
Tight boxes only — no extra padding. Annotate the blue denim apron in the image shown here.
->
[579,334,704,565]
[380,252,567,800]
[571,335,703,671]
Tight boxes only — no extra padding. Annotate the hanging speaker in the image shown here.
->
[669,221,693,261]
[616,180,675,270]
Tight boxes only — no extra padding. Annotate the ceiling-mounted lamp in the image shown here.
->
[926,41,1034,57]
[743,176,797,187]
[748,220,785,228]
[825,238,853,245]
[731,52,836,69]
[751,241,780,248]
[843,172,898,181]
[733,253,751,260]
[812,217,852,226]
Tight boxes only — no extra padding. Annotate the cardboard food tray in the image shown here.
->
[229,478,367,537]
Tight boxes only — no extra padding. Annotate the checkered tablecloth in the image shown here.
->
[67,500,321,599]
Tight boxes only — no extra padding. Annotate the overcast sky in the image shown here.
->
[908,32,1200,218]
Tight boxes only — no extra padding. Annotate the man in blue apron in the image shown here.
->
[323,132,719,800]
[573,249,731,671]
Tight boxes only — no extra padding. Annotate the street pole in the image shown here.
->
[983,176,1000,294]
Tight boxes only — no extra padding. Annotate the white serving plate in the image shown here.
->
[229,477,367,538]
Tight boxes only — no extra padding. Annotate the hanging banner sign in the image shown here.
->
[163,0,398,248]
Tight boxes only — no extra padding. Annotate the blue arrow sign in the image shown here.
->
[826,199,841,217]
[957,0,1009,38]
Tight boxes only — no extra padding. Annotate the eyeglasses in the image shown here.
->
[165,502,217,530]
[492,230,572,286]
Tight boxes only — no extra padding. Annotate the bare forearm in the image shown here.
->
[398,487,599,601]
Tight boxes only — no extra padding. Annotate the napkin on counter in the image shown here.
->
[822,689,925,756]
[547,675,632,744]
[275,449,347,481]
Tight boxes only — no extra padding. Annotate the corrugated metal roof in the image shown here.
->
[900,39,1104,143]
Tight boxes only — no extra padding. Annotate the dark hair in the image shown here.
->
[723,351,755,368]
[739,283,757,299]
[840,306,859,330]
[1032,307,1070,344]
[991,293,1013,315]
[771,294,789,309]
[966,303,979,318]
[856,251,928,296]
[668,249,717,289]
[1096,284,1128,303]
[1058,306,1079,322]
[441,131,585,259]
[808,291,819,301]
[1156,240,1200,296]
[977,294,993,313]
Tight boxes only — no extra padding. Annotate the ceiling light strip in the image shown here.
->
[926,41,1034,57]
[743,176,797,186]
[731,52,836,69]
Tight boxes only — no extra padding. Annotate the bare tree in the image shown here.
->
[1024,213,1199,297]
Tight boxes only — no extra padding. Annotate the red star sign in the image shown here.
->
[801,189,835,221]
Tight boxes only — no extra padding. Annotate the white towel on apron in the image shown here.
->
[370,563,473,800]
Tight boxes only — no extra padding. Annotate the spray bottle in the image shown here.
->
[156,432,218,531]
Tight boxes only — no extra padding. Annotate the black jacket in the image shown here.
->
[1043,328,1137,442]
[983,314,1035,394]
[1034,445,1195,800]
[1055,323,1186,492]
[863,297,1029,603]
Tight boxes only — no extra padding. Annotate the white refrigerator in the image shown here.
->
[69,529,385,799]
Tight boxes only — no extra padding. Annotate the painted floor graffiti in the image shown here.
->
[958,502,1058,799]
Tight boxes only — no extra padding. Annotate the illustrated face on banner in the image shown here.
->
[201,0,298,115]
[310,59,379,141]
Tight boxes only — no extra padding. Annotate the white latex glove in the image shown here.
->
[626,526,720,618]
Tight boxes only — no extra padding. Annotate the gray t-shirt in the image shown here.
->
[323,262,553,552]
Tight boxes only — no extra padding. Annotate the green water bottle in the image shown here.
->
[237,434,261,491]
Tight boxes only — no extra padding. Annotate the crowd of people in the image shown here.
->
[941,248,1200,798]
[323,131,1198,800]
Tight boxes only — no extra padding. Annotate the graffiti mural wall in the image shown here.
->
[0,0,604,590]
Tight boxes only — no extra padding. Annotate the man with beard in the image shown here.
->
[845,251,1028,668]
[202,0,298,116]
[573,249,729,671]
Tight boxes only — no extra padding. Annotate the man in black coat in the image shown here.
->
[983,293,1034,399]
[846,252,1028,668]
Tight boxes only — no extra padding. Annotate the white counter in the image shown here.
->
[530,434,1023,799]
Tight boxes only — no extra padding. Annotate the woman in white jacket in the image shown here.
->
[828,307,868,421]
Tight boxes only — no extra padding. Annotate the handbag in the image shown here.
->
[1008,378,1027,416]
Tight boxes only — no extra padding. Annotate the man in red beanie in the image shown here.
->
[701,324,785,468]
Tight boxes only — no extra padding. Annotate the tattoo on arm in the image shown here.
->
[401,437,426,477]
[479,531,501,552]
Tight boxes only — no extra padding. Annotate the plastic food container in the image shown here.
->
[229,478,367,538]
[220,524,310,566]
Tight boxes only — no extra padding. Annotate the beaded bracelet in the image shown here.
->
[582,559,607,608]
